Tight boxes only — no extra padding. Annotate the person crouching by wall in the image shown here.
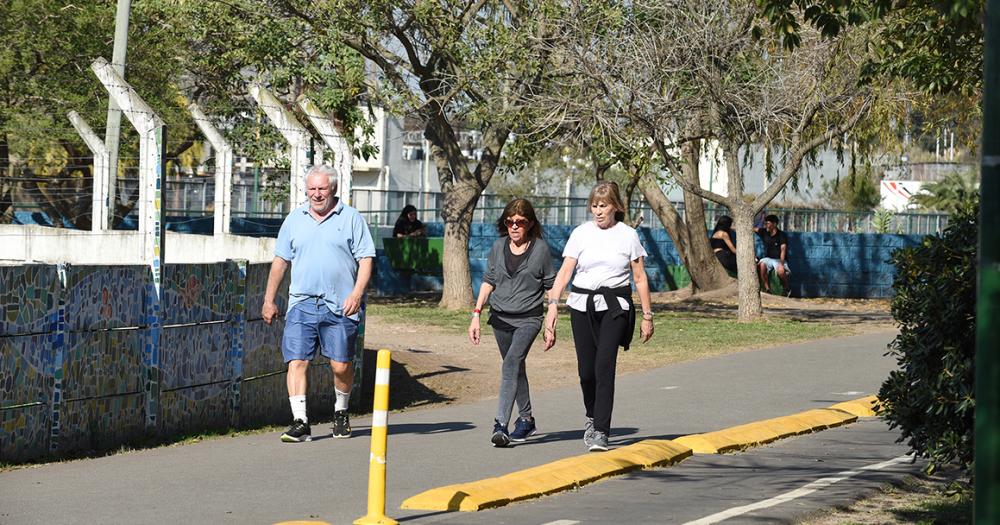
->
[545,181,654,452]
[468,198,556,447]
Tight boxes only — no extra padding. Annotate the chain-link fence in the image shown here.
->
[3,176,949,235]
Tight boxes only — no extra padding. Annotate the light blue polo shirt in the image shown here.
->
[275,200,376,320]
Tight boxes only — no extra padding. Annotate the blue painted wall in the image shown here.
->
[374,222,924,299]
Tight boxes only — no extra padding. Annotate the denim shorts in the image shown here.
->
[281,299,359,364]
[759,257,791,273]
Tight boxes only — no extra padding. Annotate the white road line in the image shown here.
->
[831,391,865,396]
[660,386,679,390]
[681,455,911,525]
[540,521,580,525]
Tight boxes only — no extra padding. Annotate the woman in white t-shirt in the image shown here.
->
[544,181,654,452]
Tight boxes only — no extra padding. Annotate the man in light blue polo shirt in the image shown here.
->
[262,165,375,443]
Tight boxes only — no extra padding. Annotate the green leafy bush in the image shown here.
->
[878,200,978,472]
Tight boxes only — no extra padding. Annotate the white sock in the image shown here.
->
[289,395,307,423]
[335,388,351,412]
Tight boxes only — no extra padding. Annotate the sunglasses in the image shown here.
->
[504,218,530,229]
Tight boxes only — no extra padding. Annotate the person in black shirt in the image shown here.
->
[755,214,790,294]
[392,204,426,238]
[710,215,737,273]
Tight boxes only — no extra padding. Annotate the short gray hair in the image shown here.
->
[305,165,339,193]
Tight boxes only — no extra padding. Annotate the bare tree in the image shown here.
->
[520,0,875,320]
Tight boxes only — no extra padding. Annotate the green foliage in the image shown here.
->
[821,170,881,211]
[878,200,978,472]
[0,1,193,155]
[756,0,983,95]
[910,170,980,214]
[147,0,373,165]
[872,207,895,233]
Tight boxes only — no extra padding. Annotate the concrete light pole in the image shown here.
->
[103,0,131,228]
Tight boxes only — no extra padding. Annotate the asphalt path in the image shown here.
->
[413,419,921,525]
[0,331,907,525]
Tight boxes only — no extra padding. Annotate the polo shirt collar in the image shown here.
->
[299,198,344,220]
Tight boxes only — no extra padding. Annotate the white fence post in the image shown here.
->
[67,111,110,232]
[297,97,354,205]
[91,56,166,432]
[91,57,166,290]
[188,103,234,234]
[248,84,310,208]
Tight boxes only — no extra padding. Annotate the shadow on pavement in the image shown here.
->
[512,426,642,447]
[361,348,462,411]
[350,421,477,438]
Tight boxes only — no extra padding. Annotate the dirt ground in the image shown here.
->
[363,286,895,414]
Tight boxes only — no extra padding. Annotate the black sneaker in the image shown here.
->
[281,419,311,443]
[332,410,352,438]
[491,420,510,448]
[509,417,537,442]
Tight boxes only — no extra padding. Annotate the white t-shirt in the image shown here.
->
[562,221,647,312]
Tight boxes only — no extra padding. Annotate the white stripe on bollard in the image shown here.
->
[372,410,388,428]
[375,368,390,385]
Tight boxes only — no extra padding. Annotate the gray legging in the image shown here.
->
[492,319,541,426]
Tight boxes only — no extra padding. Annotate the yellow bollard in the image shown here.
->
[354,349,398,525]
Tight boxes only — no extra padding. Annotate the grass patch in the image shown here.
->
[626,312,846,360]
[888,483,972,524]
[367,301,851,363]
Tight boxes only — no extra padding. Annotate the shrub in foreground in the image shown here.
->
[878,200,978,472]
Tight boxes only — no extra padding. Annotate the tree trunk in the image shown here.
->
[638,173,732,292]
[425,115,506,309]
[681,188,730,291]
[439,182,479,309]
[732,206,763,321]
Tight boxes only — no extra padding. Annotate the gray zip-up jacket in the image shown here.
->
[483,237,556,318]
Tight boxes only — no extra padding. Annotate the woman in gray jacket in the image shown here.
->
[468,198,556,447]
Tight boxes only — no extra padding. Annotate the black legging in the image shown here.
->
[570,308,629,435]
[715,250,737,273]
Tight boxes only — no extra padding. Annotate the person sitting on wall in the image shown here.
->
[754,214,791,295]
[710,215,738,274]
[392,204,426,238]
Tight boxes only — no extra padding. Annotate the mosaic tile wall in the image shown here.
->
[240,263,292,427]
[63,266,148,331]
[1,261,368,464]
[56,266,150,455]
[1,265,60,462]
[58,330,146,453]
[0,264,59,336]
[162,263,233,325]
[159,323,232,436]
[1,334,55,461]
[159,263,237,437]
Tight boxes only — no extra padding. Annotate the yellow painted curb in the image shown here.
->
[400,439,692,511]
[400,396,874,512]
[830,395,880,417]
[671,400,868,455]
